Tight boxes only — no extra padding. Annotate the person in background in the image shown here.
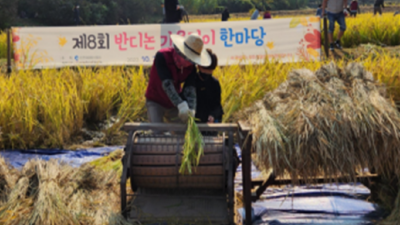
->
[322,0,348,51]
[161,4,166,23]
[222,7,230,21]
[192,49,223,125]
[178,5,189,23]
[349,0,360,17]
[316,4,323,18]
[73,5,80,25]
[263,10,272,19]
[250,7,260,20]
[165,0,180,23]
[374,0,384,16]
[145,34,211,124]
[395,11,400,16]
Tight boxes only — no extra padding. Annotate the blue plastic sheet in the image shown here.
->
[0,146,123,168]
[234,145,385,224]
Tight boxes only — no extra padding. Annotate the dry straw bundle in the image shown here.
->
[0,157,135,225]
[243,62,400,184]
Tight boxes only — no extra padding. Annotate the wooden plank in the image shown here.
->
[238,120,252,132]
[132,176,225,189]
[251,174,380,187]
[134,136,224,144]
[7,29,12,74]
[237,121,253,225]
[131,166,224,176]
[123,122,238,132]
[131,154,223,166]
[132,144,225,155]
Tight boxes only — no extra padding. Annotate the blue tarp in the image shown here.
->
[0,146,123,168]
[0,144,386,224]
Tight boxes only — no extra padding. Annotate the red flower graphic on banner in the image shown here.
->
[297,28,321,61]
[304,29,320,50]
[12,35,20,43]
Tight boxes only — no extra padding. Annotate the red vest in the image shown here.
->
[350,1,358,10]
[145,48,195,108]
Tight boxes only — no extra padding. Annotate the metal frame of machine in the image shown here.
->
[120,123,238,224]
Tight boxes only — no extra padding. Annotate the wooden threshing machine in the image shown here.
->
[120,122,381,225]
[120,123,238,224]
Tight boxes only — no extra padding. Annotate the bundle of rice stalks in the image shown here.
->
[89,149,124,174]
[242,62,400,184]
[0,157,19,202]
[0,156,129,225]
[180,115,205,175]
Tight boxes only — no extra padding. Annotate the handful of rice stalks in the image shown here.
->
[242,62,400,184]
[180,115,205,175]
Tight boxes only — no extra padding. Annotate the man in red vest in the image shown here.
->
[145,34,212,124]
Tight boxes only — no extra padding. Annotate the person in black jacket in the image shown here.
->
[192,49,223,124]
[374,0,384,15]
[73,5,80,25]
[222,7,230,21]
[165,0,180,23]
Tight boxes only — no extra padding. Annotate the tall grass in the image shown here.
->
[0,54,400,149]
[335,13,400,47]
[0,32,7,59]
[0,67,147,149]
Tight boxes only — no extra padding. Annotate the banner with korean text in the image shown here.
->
[12,17,321,69]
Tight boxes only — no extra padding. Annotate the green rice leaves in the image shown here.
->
[180,115,205,175]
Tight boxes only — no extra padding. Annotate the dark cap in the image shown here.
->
[200,49,218,70]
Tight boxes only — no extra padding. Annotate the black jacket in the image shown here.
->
[222,10,230,21]
[374,0,384,7]
[165,0,180,23]
[192,73,224,123]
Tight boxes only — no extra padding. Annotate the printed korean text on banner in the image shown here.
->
[12,17,321,69]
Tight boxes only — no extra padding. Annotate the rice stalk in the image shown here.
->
[180,115,205,175]
[26,160,79,225]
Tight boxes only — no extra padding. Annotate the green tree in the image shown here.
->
[0,0,18,29]
[217,0,253,13]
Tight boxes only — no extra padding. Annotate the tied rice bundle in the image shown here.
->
[0,153,129,225]
[180,115,205,175]
[243,62,400,184]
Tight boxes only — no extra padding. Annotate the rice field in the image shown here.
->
[0,12,399,225]
[0,52,398,150]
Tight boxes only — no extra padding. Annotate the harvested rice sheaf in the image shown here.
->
[0,157,129,225]
[243,62,400,184]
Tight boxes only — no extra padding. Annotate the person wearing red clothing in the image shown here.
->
[263,10,272,19]
[349,0,359,17]
[145,34,211,124]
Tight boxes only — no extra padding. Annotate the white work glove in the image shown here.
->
[189,109,196,117]
[178,101,190,122]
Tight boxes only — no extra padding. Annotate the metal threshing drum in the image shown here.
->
[129,134,228,190]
